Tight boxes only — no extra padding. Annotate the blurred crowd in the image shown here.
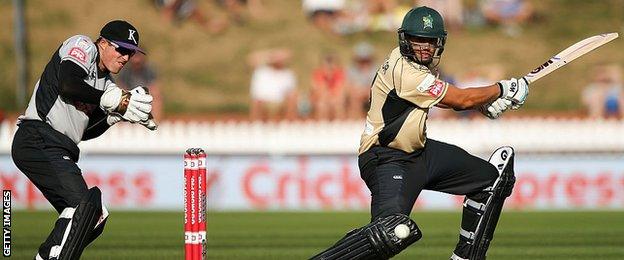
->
[302,0,535,37]
[244,47,623,122]
[581,63,624,119]
[102,0,621,123]
[247,42,378,121]
[244,0,543,121]
[151,0,536,36]
[154,0,265,34]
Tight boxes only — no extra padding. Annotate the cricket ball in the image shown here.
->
[394,224,410,239]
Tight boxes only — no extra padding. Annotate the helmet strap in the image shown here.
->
[428,56,442,70]
[398,29,446,67]
[398,29,417,62]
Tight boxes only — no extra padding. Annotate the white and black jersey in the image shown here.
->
[20,35,115,144]
[13,21,143,259]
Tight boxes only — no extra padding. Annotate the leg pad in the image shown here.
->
[56,187,103,260]
[468,147,516,260]
[311,213,422,260]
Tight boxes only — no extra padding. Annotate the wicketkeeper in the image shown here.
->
[311,6,529,260]
[11,20,156,259]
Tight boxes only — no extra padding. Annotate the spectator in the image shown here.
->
[311,52,347,120]
[302,0,346,34]
[367,0,410,32]
[156,0,228,33]
[248,48,298,121]
[333,0,368,34]
[334,0,411,35]
[416,0,464,31]
[215,0,265,24]
[480,0,533,37]
[346,42,377,119]
[116,51,164,120]
[453,64,505,119]
[581,63,624,119]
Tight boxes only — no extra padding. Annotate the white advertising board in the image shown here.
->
[1,154,623,211]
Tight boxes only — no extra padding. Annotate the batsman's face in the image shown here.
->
[407,36,437,64]
[99,39,135,74]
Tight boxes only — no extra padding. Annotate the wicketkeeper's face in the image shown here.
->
[99,38,135,74]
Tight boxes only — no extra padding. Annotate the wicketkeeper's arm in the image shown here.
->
[58,61,105,104]
[81,108,113,141]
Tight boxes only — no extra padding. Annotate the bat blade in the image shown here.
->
[523,32,618,84]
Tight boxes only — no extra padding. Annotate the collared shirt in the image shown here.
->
[359,47,448,154]
[20,35,116,144]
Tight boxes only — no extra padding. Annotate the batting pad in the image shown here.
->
[468,146,515,260]
[310,213,422,260]
[54,187,103,260]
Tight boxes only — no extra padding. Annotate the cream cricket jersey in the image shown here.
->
[20,35,116,144]
[359,47,448,154]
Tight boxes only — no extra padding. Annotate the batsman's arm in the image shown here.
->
[439,83,501,110]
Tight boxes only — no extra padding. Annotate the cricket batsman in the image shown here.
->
[11,20,155,259]
[311,6,529,260]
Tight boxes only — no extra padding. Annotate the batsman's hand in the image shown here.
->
[131,86,158,131]
[479,98,512,119]
[100,84,153,123]
[498,77,529,109]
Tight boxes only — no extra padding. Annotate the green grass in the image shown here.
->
[11,211,624,259]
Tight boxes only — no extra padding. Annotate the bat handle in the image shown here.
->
[521,76,531,85]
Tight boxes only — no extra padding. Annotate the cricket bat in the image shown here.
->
[523,32,619,84]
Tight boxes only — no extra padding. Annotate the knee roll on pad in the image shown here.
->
[485,146,516,197]
[310,213,422,260]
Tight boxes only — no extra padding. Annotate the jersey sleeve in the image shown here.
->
[103,75,117,90]
[393,60,448,108]
[59,35,97,73]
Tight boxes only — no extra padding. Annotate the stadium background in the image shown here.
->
[1,0,623,259]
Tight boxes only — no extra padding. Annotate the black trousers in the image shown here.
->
[11,120,87,213]
[359,139,498,220]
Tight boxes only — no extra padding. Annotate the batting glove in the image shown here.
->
[479,98,512,119]
[498,77,529,109]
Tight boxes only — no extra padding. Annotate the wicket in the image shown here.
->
[185,148,207,260]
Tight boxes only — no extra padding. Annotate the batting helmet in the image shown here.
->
[398,6,447,64]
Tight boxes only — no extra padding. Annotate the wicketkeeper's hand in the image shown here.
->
[131,86,158,131]
[498,77,529,109]
[106,114,124,126]
[479,98,512,119]
[100,84,153,123]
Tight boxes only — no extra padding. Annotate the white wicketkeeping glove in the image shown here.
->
[479,98,512,119]
[106,114,123,126]
[131,86,158,131]
[498,77,529,110]
[100,84,153,123]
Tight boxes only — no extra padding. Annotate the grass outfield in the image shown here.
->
[11,211,624,259]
